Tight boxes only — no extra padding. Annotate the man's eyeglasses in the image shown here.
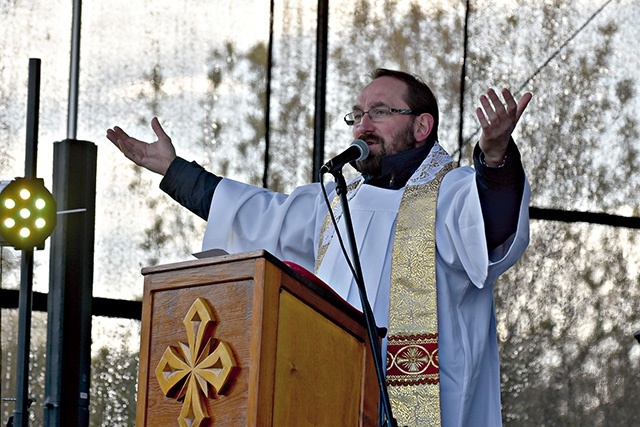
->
[344,106,414,126]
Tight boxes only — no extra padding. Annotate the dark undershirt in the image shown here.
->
[159,141,525,250]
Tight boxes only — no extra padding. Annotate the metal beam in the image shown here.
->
[312,0,329,181]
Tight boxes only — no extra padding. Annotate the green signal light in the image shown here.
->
[0,178,56,249]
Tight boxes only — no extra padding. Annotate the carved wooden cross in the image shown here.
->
[155,297,237,427]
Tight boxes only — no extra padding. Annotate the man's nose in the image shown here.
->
[355,113,375,133]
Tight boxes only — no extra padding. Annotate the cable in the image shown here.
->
[513,0,615,96]
[456,0,616,155]
[319,171,396,426]
[319,175,359,280]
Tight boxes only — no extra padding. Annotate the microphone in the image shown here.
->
[320,139,369,174]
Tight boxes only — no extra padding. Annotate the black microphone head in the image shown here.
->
[320,139,371,175]
[350,139,370,161]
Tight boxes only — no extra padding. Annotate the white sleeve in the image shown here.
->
[435,167,531,288]
[202,178,332,271]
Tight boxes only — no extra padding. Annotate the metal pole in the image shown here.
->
[25,59,40,178]
[13,57,41,427]
[312,0,329,181]
[67,0,82,140]
[456,0,470,166]
[262,0,275,189]
[13,250,34,427]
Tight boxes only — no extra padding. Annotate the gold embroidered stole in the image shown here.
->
[386,162,452,426]
[315,143,454,426]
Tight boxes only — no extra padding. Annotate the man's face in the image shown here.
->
[351,76,422,174]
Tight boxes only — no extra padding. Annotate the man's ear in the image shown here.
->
[414,113,435,144]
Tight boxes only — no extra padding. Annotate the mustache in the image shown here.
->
[357,134,384,145]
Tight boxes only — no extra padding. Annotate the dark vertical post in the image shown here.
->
[13,57,41,427]
[24,60,40,180]
[13,251,34,427]
[312,0,329,181]
[262,0,275,189]
[456,0,471,166]
[44,1,94,424]
[44,140,97,427]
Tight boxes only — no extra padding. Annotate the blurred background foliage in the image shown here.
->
[1,0,638,425]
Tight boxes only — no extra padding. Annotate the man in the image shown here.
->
[107,68,532,426]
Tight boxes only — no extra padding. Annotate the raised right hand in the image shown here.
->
[106,117,176,176]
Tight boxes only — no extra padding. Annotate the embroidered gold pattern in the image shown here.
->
[386,333,439,385]
[387,147,454,427]
[315,178,363,273]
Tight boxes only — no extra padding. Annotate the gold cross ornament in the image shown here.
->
[155,297,237,426]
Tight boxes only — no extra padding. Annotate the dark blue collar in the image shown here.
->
[362,141,434,189]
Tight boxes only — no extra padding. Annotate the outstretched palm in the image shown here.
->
[106,117,176,175]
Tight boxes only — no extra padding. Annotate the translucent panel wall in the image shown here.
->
[1,0,639,425]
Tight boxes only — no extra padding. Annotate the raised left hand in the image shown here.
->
[476,88,532,166]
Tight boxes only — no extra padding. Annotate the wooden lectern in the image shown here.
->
[137,250,379,426]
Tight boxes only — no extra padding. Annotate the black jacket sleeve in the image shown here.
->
[159,157,221,220]
[473,140,526,251]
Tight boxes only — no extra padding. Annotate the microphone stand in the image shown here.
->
[329,169,397,427]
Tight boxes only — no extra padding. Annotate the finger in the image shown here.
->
[487,88,507,117]
[151,117,168,139]
[501,89,518,116]
[106,126,128,143]
[476,107,489,130]
[515,92,533,121]
[105,129,116,144]
[113,126,130,140]
[106,129,123,146]
[479,94,496,124]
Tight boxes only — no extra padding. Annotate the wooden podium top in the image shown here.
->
[141,249,365,325]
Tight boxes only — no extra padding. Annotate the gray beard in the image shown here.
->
[354,121,417,177]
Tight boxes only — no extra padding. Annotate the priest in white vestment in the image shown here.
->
[107,68,533,426]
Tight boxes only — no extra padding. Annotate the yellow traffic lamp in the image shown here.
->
[0,177,56,250]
